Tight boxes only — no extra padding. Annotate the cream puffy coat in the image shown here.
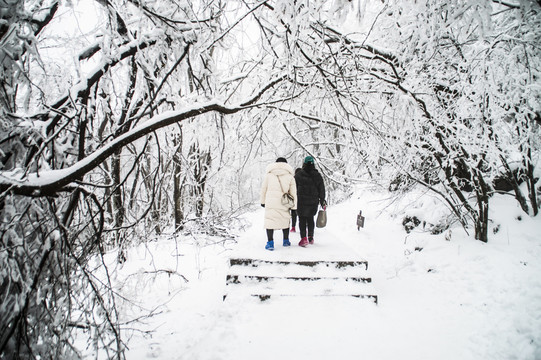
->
[260,162,297,229]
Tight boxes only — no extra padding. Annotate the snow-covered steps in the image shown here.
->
[226,274,372,284]
[229,258,368,270]
[252,294,379,302]
[224,257,377,303]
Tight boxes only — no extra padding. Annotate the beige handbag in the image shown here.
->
[276,175,294,209]
[281,192,295,208]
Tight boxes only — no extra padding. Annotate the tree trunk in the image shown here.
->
[172,132,184,229]
[474,188,489,243]
[111,150,124,228]
[499,155,531,214]
[525,147,539,216]
[194,150,211,218]
[189,143,211,218]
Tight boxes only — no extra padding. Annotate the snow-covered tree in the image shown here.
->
[0,0,287,357]
[256,0,540,240]
[358,0,541,240]
[0,0,539,357]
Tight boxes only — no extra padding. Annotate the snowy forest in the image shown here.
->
[0,0,540,358]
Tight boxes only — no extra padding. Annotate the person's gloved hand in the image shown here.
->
[321,200,327,210]
[261,204,265,208]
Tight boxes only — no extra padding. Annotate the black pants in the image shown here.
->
[267,228,289,242]
[299,216,315,238]
[291,210,298,227]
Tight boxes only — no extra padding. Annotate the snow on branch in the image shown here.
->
[206,0,271,50]
[313,22,399,67]
[31,1,59,36]
[267,106,360,132]
[0,75,287,196]
[50,33,162,112]
[491,0,520,9]
[78,41,102,61]
[282,123,354,185]
[127,0,221,28]
[240,74,288,106]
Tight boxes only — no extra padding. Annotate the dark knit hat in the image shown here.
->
[304,156,314,164]
[276,157,287,163]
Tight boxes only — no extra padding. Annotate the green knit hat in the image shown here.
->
[304,156,314,164]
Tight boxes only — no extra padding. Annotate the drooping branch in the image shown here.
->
[0,75,287,196]
[267,105,360,132]
[282,123,357,184]
[31,1,60,36]
[491,0,520,9]
[312,22,402,79]
[206,0,271,51]
[127,0,221,29]
[133,43,191,123]
[46,34,161,125]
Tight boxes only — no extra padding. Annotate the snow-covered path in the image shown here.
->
[121,190,541,360]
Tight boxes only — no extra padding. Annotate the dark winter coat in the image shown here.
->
[294,163,325,218]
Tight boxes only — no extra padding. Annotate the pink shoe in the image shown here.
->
[308,236,314,245]
[298,237,309,247]
[291,226,296,232]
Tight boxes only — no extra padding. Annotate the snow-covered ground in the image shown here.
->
[113,187,541,360]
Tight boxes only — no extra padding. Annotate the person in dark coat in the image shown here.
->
[294,156,326,247]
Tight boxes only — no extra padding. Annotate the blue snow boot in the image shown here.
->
[265,240,274,251]
[283,239,291,247]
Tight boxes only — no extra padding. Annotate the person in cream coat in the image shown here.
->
[260,157,297,250]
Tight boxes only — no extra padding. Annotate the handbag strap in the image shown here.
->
[274,174,288,194]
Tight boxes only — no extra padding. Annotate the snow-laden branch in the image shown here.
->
[313,22,400,66]
[49,33,162,113]
[491,0,520,9]
[206,0,271,50]
[267,105,360,132]
[126,0,220,29]
[31,1,59,36]
[0,75,287,196]
[282,123,359,185]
